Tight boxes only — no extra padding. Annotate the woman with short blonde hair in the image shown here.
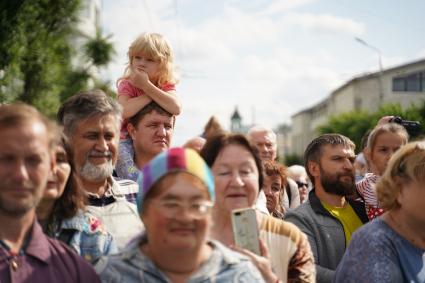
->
[335,141,425,283]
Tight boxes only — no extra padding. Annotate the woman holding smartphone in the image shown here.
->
[95,148,265,282]
[201,133,315,283]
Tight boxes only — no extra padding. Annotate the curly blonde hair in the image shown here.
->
[376,141,425,211]
[117,32,178,87]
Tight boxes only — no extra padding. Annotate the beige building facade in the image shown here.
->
[70,0,102,83]
[290,58,425,156]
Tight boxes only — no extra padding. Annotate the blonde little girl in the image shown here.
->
[116,33,181,180]
[356,123,408,220]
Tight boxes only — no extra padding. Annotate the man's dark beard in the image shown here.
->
[320,167,356,197]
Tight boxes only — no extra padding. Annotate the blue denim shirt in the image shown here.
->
[59,210,118,263]
[95,233,265,282]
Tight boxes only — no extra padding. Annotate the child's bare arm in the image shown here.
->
[140,81,181,115]
[130,69,182,115]
[118,95,153,119]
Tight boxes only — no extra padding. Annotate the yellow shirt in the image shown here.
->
[322,201,363,246]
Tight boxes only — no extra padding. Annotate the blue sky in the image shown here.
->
[101,0,425,145]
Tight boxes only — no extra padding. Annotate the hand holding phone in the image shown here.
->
[231,207,260,255]
[231,214,281,283]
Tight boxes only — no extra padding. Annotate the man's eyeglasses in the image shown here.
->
[150,199,214,219]
[295,181,308,188]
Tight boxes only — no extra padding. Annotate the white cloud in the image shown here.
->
[281,13,366,36]
[168,29,235,70]
[258,0,316,16]
[417,49,425,59]
[198,6,280,47]
[100,0,422,147]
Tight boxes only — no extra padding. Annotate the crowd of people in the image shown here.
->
[1,32,424,283]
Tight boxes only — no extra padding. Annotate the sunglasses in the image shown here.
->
[295,181,308,188]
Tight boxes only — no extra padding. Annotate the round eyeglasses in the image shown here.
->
[149,200,214,219]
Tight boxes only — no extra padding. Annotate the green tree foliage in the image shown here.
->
[0,0,81,115]
[84,28,115,68]
[317,102,425,151]
[59,28,116,102]
[318,110,372,151]
[284,154,304,167]
[0,1,116,115]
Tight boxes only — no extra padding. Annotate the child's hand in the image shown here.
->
[130,67,150,90]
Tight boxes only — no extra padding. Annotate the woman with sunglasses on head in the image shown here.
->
[95,147,264,282]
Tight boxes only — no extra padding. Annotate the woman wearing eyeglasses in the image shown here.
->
[95,147,265,282]
[334,141,425,283]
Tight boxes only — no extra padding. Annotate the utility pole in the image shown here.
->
[355,37,384,103]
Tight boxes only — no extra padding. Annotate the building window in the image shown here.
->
[392,70,425,92]
[393,78,405,91]
[406,73,421,91]
[422,72,425,91]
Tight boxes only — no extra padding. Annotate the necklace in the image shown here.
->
[0,240,21,271]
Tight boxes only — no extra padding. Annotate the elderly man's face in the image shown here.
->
[0,121,52,216]
[69,114,119,182]
[249,131,277,161]
[129,110,174,161]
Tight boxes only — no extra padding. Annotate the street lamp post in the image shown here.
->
[355,37,384,103]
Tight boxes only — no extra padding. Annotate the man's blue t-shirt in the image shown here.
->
[334,218,425,283]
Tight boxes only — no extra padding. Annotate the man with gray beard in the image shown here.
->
[58,90,143,249]
[285,134,369,283]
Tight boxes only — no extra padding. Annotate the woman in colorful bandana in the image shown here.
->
[95,147,265,283]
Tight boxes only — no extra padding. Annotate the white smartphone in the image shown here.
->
[231,207,261,255]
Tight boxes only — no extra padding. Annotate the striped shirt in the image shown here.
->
[356,173,384,220]
[114,178,139,205]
